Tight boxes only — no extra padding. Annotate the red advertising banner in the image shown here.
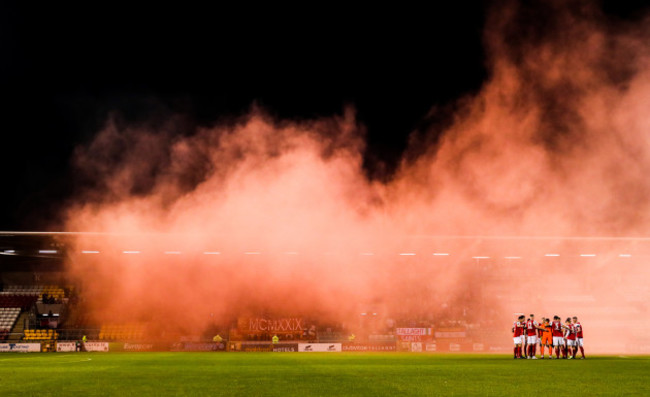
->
[395,328,430,336]
[396,328,432,342]
[237,318,304,334]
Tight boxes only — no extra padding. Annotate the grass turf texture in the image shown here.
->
[0,353,648,396]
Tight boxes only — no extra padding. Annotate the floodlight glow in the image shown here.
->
[399,253,416,256]
[244,252,261,255]
[81,250,100,254]
[203,251,221,255]
[472,256,490,259]
[433,253,449,256]
[580,254,596,257]
[545,254,560,257]
[122,251,140,254]
[164,251,181,255]
[619,254,631,257]
[39,250,57,254]
[4,250,15,253]
[505,256,521,259]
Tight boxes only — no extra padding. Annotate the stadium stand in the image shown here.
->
[99,323,146,341]
[0,295,37,310]
[0,285,66,300]
[23,328,59,341]
[0,307,21,340]
[2,285,43,296]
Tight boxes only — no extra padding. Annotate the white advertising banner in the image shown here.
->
[298,343,341,352]
[84,342,109,352]
[425,343,437,352]
[56,342,77,352]
[0,343,41,353]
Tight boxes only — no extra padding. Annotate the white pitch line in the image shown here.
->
[58,358,93,364]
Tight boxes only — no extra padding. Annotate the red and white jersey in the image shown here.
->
[526,319,538,336]
[513,321,524,337]
[565,324,576,340]
[551,320,563,337]
[574,322,583,338]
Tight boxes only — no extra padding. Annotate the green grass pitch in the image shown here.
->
[0,353,648,396]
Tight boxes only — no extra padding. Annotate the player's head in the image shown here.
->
[572,316,578,323]
[544,318,550,324]
[518,315,525,320]
[565,317,571,324]
[540,316,545,322]
[553,315,559,320]
[530,314,534,319]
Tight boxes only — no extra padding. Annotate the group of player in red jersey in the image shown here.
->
[512,313,585,359]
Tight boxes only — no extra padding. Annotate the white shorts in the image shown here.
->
[575,338,583,347]
[513,336,522,345]
[526,336,537,344]
[553,336,564,346]
[566,339,575,347]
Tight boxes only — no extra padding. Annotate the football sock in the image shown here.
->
[579,346,584,358]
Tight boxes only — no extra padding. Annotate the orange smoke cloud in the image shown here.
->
[64,2,650,352]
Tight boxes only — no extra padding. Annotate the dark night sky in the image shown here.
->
[0,1,647,230]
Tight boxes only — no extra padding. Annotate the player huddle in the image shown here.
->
[512,314,585,359]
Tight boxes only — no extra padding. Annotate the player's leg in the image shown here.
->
[563,340,568,358]
[523,338,527,358]
[531,336,537,358]
[578,338,585,358]
[571,340,575,358]
[548,341,553,359]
